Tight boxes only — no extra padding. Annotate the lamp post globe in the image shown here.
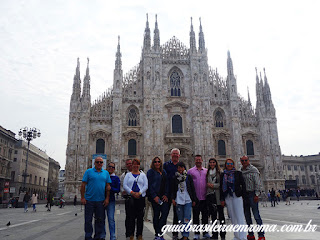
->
[19,127,41,192]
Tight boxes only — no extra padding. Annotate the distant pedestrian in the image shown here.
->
[270,188,276,207]
[47,191,53,211]
[74,195,77,207]
[285,190,291,205]
[240,155,265,240]
[23,192,31,213]
[81,156,111,240]
[102,162,120,240]
[31,192,38,212]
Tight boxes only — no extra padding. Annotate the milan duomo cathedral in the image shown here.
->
[64,15,285,198]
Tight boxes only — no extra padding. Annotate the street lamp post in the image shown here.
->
[18,127,41,192]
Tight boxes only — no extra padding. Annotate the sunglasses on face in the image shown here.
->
[226,163,234,166]
[95,161,103,164]
[108,166,115,169]
[154,161,161,163]
[241,159,248,162]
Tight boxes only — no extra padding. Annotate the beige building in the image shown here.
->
[48,157,60,197]
[0,126,17,203]
[11,140,49,199]
[283,153,320,193]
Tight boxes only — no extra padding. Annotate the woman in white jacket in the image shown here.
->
[123,158,148,240]
[31,192,38,212]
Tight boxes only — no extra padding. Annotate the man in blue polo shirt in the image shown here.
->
[81,157,112,240]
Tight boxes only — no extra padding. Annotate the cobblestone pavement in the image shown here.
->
[0,200,319,240]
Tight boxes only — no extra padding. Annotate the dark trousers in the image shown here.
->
[167,198,179,236]
[243,192,264,237]
[84,200,105,240]
[126,197,145,237]
[207,194,226,239]
[193,200,209,235]
[125,198,132,237]
[151,201,169,236]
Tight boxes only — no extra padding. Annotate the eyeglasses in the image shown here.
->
[226,163,234,165]
[241,159,248,162]
[95,161,103,164]
[154,161,161,163]
[108,165,115,169]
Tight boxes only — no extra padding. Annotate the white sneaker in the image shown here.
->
[193,234,200,240]
[203,233,211,239]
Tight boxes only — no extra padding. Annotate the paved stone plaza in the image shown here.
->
[0,200,319,240]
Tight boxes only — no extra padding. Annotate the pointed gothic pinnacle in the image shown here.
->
[199,17,202,29]
[227,50,231,58]
[146,13,149,27]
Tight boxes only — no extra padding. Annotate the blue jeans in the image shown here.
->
[176,202,192,237]
[102,201,116,240]
[24,202,28,211]
[151,201,169,237]
[85,200,106,240]
[243,191,264,237]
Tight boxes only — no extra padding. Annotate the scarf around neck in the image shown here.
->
[222,168,236,196]
[175,170,187,192]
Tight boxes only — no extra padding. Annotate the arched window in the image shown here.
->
[295,175,299,185]
[302,175,306,184]
[39,177,41,186]
[215,111,224,127]
[34,176,37,185]
[96,139,105,154]
[246,140,254,156]
[128,108,138,126]
[172,115,183,133]
[170,71,181,96]
[29,174,32,184]
[128,139,137,156]
[218,140,226,156]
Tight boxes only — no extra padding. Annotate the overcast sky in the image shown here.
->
[1,0,319,169]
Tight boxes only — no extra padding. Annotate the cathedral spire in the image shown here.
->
[198,17,205,54]
[82,57,91,100]
[263,68,273,105]
[153,14,160,51]
[72,58,81,101]
[115,36,122,71]
[190,17,197,54]
[227,50,234,76]
[143,13,151,52]
[247,87,252,106]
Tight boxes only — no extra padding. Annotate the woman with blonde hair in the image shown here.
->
[220,158,247,240]
[147,156,169,240]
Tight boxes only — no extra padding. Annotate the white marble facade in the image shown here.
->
[64,16,284,198]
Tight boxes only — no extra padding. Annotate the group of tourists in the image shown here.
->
[81,149,266,240]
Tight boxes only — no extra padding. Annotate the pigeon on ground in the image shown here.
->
[6,221,10,226]
[75,213,77,216]
[318,206,320,209]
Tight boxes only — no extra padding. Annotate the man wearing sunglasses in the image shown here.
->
[240,155,265,240]
[81,157,112,240]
